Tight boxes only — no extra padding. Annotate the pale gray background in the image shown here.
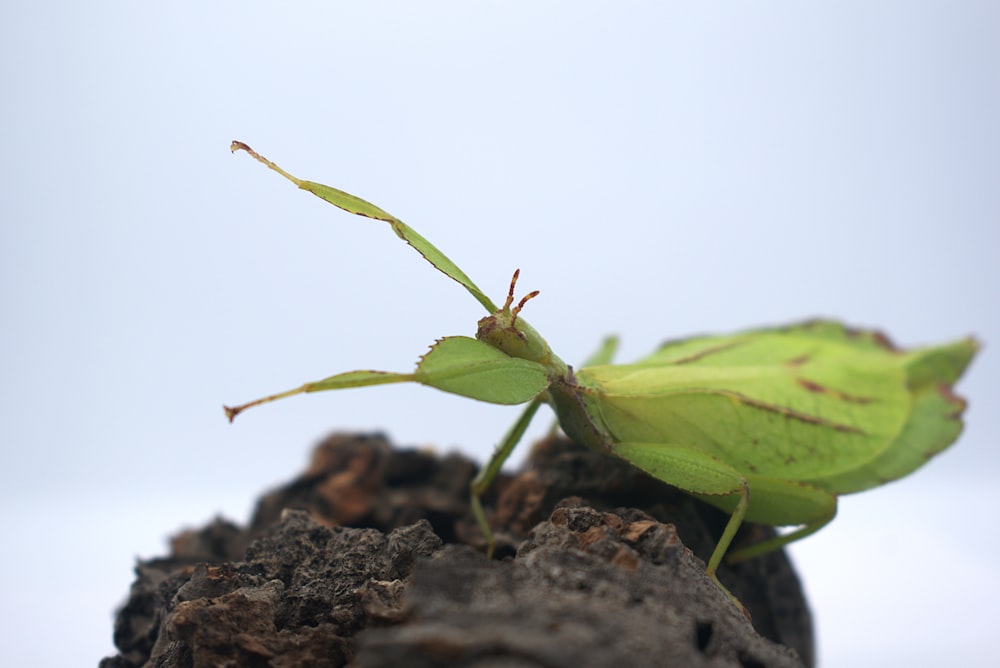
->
[2,2,998,666]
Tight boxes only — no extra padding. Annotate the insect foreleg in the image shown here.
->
[470,397,545,557]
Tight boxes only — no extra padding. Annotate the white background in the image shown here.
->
[2,3,998,666]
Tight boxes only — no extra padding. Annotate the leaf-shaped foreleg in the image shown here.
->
[226,336,549,421]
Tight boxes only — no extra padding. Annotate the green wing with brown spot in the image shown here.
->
[576,320,976,495]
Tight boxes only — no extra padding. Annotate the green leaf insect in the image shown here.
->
[225,141,977,610]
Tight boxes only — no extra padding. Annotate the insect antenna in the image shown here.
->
[503,268,540,327]
[501,269,521,311]
[512,290,541,324]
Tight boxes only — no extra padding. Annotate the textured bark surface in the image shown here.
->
[100,433,812,667]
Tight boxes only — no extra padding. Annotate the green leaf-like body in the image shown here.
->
[567,321,975,526]
[228,145,979,585]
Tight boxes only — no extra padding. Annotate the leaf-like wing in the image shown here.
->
[577,321,975,493]
[808,337,976,491]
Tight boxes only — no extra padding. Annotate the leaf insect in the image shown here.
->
[225,141,977,610]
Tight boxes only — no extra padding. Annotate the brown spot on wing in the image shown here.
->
[795,377,877,404]
[842,323,900,352]
[797,378,825,393]
[938,383,969,419]
[672,340,746,365]
[692,387,867,434]
[785,355,811,367]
